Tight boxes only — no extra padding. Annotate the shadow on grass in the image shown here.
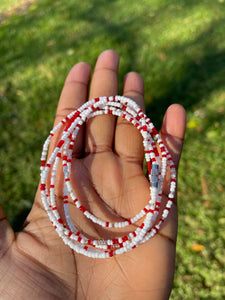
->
[146,17,225,126]
[1,1,224,108]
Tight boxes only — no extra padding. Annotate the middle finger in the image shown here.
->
[85,50,119,154]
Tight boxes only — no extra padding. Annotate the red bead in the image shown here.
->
[74,110,80,117]
[147,161,152,170]
[142,125,147,131]
[57,140,64,148]
[64,121,72,131]
[79,206,86,213]
[40,184,46,191]
[122,236,128,242]
[154,226,159,233]
[151,127,158,135]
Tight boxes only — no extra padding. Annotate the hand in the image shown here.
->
[0,50,186,300]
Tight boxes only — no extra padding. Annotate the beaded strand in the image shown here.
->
[40,96,176,258]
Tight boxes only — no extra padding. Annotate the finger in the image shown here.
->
[52,62,91,157]
[160,104,186,208]
[27,63,91,222]
[160,104,186,169]
[114,72,145,164]
[0,205,15,256]
[55,62,91,125]
[85,50,119,154]
[157,104,186,240]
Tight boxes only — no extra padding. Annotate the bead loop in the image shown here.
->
[40,96,176,258]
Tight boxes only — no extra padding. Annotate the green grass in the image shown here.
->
[0,0,22,13]
[1,0,225,298]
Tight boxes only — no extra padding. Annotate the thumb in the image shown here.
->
[0,205,15,256]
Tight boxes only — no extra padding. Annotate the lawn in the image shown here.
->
[0,0,225,298]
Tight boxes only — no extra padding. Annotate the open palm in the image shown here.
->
[0,50,186,299]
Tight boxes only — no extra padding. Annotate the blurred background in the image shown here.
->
[0,0,225,298]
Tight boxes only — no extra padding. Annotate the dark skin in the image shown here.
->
[0,50,186,299]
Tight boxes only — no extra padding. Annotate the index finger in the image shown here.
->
[51,62,91,157]
[54,62,91,126]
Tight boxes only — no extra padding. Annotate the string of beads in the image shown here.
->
[40,96,176,258]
